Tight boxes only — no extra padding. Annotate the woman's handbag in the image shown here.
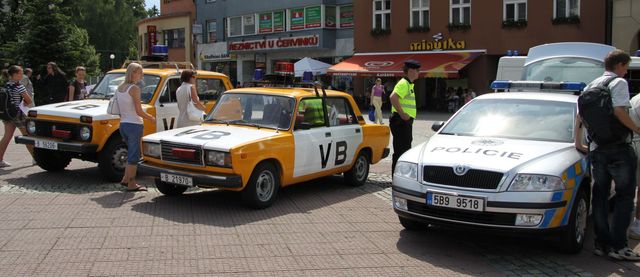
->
[368,105,375,122]
[106,90,120,115]
[187,92,204,121]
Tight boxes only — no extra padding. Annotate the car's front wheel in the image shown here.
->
[33,148,71,171]
[155,178,188,196]
[98,137,127,182]
[344,150,370,187]
[559,190,588,254]
[242,162,280,209]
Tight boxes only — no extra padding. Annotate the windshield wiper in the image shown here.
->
[206,119,231,125]
[229,120,261,129]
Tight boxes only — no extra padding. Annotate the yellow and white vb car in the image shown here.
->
[139,87,390,208]
[15,63,233,181]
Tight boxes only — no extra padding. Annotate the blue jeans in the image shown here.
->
[119,123,143,165]
[591,144,637,250]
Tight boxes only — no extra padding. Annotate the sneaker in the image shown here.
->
[0,161,10,168]
[608,247,640,261]
[629,220,640,240]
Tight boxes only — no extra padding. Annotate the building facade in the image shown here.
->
[612,0,640,54]
[195,0,354,87]
[331,0,606,111]
[137,0,196,64]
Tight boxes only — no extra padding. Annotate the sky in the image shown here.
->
[145,0,160,9]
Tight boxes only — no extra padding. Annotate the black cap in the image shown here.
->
[404,60,421,69]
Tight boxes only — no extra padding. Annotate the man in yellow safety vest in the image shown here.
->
[390,60,420,175]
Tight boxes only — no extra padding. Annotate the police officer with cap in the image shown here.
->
[390,60,421,175]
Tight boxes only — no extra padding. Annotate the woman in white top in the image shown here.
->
[176,70,206,128]
[117,63,156,191]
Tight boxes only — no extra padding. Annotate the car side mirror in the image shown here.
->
[431,121,445,132]
[294,122,313,130]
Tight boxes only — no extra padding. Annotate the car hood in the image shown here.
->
[412,135,578,174]
[31,100,118,121]
[143,124,282,152]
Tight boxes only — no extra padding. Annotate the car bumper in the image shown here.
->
[391,180,571,230]
[138,161,243,189]
[14,136,98,153]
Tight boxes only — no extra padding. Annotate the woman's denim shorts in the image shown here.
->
[119,122,144,165]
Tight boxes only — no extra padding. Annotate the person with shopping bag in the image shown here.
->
[176,70,206,128]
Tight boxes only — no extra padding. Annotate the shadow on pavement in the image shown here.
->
[2,167,132,194]
[127,175,384,227]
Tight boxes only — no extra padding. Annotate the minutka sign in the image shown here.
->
[410,33,466,51]
[229,35,320,52]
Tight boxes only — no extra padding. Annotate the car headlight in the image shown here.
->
[508,174,565,191]
[205,150,231,167]
[143,142,161,158]
[79,126,91,141]
[394,161,418,180]
[26,120,36,135]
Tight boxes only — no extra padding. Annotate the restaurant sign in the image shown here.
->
[229,35,319,52]
[410,33,466,51]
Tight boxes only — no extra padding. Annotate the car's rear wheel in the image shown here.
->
[399,216,428,231]
[344,150,370,187]
[242,162,280,209]
[33,148,71,171]
[98,136,127,182]
[154,178,188,196]
[559,190,588,254]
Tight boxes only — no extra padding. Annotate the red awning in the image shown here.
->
[327,50,484,78]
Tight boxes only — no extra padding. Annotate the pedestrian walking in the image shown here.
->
[176,69,206,128]
[21,68,34,107]
[68,66,88,101]
[37,62,68,104]
[628,92,640,239]
[117,63,155,191]
[390,60,420,175]
[574,49,640,260]
[370,78,385,124]
[0,66,34,168]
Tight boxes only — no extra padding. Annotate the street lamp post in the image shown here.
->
[109,54,115,69]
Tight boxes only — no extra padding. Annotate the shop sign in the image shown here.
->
[259,13,272,33]
[325,6,336,28]
[147,25,157,56]
[229,35,320,52]
[339,5,353,28]
[199,42,230,61]
[273,10,285,32]
[410,33,466,51]
[305,6,322,28]
[291,8,305,30]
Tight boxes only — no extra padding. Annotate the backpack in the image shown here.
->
[0,85,19,121]
[578,76,632,146]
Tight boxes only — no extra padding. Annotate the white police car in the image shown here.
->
[392,82,590,253]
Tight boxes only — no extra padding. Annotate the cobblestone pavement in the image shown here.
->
[1,119,640,276]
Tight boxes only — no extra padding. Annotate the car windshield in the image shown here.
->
[440,99,576,142]
[522,57,604,84]
[88,73,161,103]
[205,93,295,130]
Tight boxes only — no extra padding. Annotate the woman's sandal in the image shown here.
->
[126,185,148,192]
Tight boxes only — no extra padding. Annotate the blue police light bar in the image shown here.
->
[490,81,586,92]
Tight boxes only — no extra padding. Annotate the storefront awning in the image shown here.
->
[327,50,485,78]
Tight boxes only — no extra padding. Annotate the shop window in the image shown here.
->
[410,0,429,28]
[504,0,526,21]
[554,0,579,18]
[228,16,242,37]
[243,15,256,35]
[207,20,217,43]
[373,0,391,30]
[164,28,185,48]
[450,0,471,25]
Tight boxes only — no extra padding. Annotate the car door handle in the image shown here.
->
[325,132,331,137]
[355,129,361,134]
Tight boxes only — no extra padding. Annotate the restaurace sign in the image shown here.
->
[410,33,466,51]
[229,35,319,52]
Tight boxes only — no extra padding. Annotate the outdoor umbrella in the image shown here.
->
[294,57,332,77]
